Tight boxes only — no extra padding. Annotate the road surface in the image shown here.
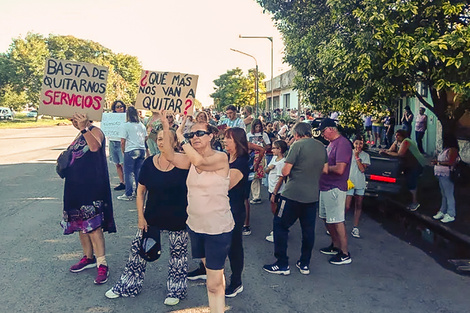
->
[0,126,469,313]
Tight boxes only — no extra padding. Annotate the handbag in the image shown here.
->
[56,149,72,179]
[450,156,470,185]
[138,226,161,262]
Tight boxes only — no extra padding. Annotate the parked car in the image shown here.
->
[0,107,13,120]
[26,110,38,118]
[364,150,403,197]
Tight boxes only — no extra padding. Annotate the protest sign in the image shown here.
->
[135,70,198,116]
[39,58,109,121]
[100,112,126,140]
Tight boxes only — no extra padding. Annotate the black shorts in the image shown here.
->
[365,126,372,132]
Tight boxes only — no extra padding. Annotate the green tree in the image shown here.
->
[194,99,203,111]
[246,68,267,110]
[0,33,142,110]
[0,85,28,111]
[257,0,470,135]
[211,67,266,112]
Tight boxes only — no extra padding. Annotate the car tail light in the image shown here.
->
[369,175,396,183]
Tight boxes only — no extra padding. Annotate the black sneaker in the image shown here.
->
[187,263,206,280]
[319,243,340,255]
[262,263,290,275]
[225,283,243,298]
[114,183,125,191]
[242,225,251,236]
[329,252,352,265]
[407,203,420,212]
[295,261,310,275]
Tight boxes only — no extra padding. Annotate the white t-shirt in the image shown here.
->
[267,157,285,193]
[120,122,147,152]
[348,150,370,189]
[278,124,288,138]
[246,132,271,147]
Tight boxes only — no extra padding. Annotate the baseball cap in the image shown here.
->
[315,118,338,131]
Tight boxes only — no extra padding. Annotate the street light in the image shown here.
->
[230,48,259,117]
[239,35,273,114]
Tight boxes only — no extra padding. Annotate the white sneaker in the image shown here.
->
[265,231,274,242]
[164,297,180,306]
[441,214,455,223]
[433,211,445,220]
[351,227,360,238]
[105,289,120,299]
[117,194,133,201]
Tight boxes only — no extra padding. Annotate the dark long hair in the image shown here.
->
[395,129,409,139]
[225,127,248,158]
[126,106,140,123]
[250,118,264,134]
[111,100,126,112]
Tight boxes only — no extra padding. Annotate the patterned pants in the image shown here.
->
[111,229,189,299]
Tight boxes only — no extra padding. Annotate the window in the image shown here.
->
[283,94,290,109]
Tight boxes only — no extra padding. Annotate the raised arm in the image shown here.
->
[175,113,228,172]
[160,111,190,169]
[73,113,103,152]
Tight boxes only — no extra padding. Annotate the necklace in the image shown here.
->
[157,154,172,171]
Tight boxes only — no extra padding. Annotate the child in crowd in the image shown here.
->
[264,140,288,242]
[345,135,370,238]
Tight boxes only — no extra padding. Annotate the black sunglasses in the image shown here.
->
[184,130,211,139]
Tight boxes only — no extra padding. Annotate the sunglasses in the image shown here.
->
[184,130,211,139]
[116,105,123,108]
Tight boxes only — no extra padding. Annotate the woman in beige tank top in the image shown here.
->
[160,110,232,313]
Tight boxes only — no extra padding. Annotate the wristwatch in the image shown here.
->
[80,127,89,134]
[180,139,190,146]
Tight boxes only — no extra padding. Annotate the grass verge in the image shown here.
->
[0,113,71,129]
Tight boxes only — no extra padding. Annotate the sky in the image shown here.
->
[0,0,288,107]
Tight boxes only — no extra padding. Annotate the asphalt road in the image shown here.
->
[0,126,469,313]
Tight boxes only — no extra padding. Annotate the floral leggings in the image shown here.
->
[110,229,189,299]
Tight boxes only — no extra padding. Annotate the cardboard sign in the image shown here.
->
[38,58,109,121]
[100,112,126,140]
[135,70,198,116]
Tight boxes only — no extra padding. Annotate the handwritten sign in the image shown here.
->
[38,58,108,121]
[100,112,126,140]
[135,70,198,116]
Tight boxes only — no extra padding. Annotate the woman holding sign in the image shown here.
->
[62,113,116,285]
[106,128,189,306]
[160,111,232,313]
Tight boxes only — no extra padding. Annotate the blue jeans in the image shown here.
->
[124,149,145,196]
[438,176,455,217]
[273,196,317,267]
[415,131,425,154]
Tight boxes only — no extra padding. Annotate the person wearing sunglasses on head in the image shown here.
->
[160,110,232,313]
[109,100,126,190]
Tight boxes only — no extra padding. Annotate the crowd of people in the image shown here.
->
[58,102,459,312]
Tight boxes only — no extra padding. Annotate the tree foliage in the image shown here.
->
[257,0,470,134]
[0,33,142,110]
[210,67,266,112]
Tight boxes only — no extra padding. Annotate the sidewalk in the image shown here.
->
[371,165,470,259]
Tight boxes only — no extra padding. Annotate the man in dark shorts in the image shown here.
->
[263,122,328,275]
